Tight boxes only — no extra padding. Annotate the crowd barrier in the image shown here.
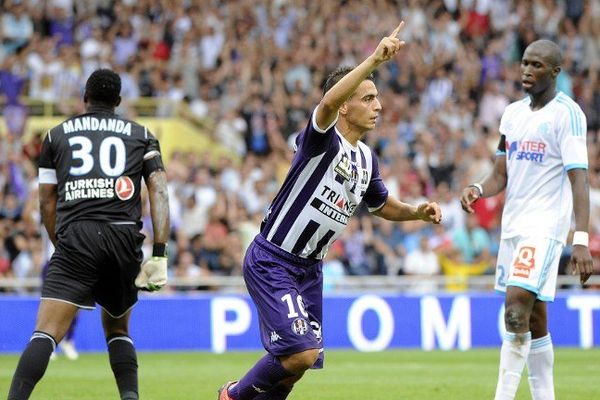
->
[1,293,599,353]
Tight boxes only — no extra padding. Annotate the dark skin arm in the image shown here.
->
[39,183,58,246]
[568,168,593,284]
[461,155,507,213]
[146,170,170,245]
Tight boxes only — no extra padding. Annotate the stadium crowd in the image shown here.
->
[1,0,600,291]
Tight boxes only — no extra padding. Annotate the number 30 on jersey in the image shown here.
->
[69,136,126,177]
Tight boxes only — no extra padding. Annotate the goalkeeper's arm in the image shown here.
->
[136,169,170,291]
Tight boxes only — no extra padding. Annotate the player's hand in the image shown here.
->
[135,257,168,292]
[370,21,406,65]
[460,186,481,214]
[416,202,442,224]
[570,245,593,285]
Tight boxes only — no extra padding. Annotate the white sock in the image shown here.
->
[494,331,532,400]
[527,334,554,400]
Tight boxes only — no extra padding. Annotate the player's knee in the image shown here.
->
[102,310,131,337]
[504,306,528,332]
[280,349,319,374]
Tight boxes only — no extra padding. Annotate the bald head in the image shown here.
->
[524,40,562,67]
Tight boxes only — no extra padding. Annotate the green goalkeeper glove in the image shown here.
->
[135,256,167,291]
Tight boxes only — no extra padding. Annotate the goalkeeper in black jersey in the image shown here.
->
[8,69,170,400]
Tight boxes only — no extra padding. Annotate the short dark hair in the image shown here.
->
[84,69,121,106]
[322,66,374,95]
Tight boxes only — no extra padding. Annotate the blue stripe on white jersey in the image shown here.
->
[556,92,585,136]
[260,107,388,260]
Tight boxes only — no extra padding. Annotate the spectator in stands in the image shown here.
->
[0,0,598,294]
[1,1,33,55]
[403,235,441,293]
[452,213,491,265]
[0,54,28,137]
[322,241,346,292]
[371,219,404,276]
[172,250,207,291]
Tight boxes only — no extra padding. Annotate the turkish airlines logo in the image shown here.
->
[115,176,134,200]
[506,140,546,163]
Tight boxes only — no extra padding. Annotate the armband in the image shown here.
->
[142,152,165,180]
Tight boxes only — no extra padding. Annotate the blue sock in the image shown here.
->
[229,354,294,400]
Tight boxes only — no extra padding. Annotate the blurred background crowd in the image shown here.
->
[1,0,600,292]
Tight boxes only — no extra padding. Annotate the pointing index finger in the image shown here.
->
[388,21,405,38]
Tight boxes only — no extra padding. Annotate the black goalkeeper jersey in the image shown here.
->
[38,107,161,234]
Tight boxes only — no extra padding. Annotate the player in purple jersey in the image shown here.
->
[218,21,442,400]
[8,69,170,400]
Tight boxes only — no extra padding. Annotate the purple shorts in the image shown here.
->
[244,235,324,368]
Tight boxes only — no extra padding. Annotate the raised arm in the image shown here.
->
[315,22,406,129]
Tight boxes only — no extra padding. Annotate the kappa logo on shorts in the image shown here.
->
[115,176,135,200]
[311,321,322,343]
[291,318,309,335]
[270,331,281,343]
[512,246,536,278]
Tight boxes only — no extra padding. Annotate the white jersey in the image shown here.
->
[497,91,588,242]
[260,107,388,259]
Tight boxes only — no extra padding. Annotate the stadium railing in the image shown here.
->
[1,275,599,293]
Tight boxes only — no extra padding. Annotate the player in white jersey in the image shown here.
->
[461,40,593,400]
[217,22,441,400]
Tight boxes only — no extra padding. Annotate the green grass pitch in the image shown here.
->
[1,349,598,399]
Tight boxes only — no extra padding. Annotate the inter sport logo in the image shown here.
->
[506,140,546,163]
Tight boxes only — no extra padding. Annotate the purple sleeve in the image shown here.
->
[363,152,388,211]
[295,108,337,157]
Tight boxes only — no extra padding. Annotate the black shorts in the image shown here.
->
[42,220,145,318]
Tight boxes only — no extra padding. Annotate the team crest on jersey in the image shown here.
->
[334,154,353,181]
[115,176,135,200]
[536,122,551,136]
[291,318,309,336]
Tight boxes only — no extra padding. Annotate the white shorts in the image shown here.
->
[495,236,564,302]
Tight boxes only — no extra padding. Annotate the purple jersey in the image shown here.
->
[260,107,388,259]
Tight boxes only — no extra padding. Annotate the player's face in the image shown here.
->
[520,48,557,95]
[345,80,382,132]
